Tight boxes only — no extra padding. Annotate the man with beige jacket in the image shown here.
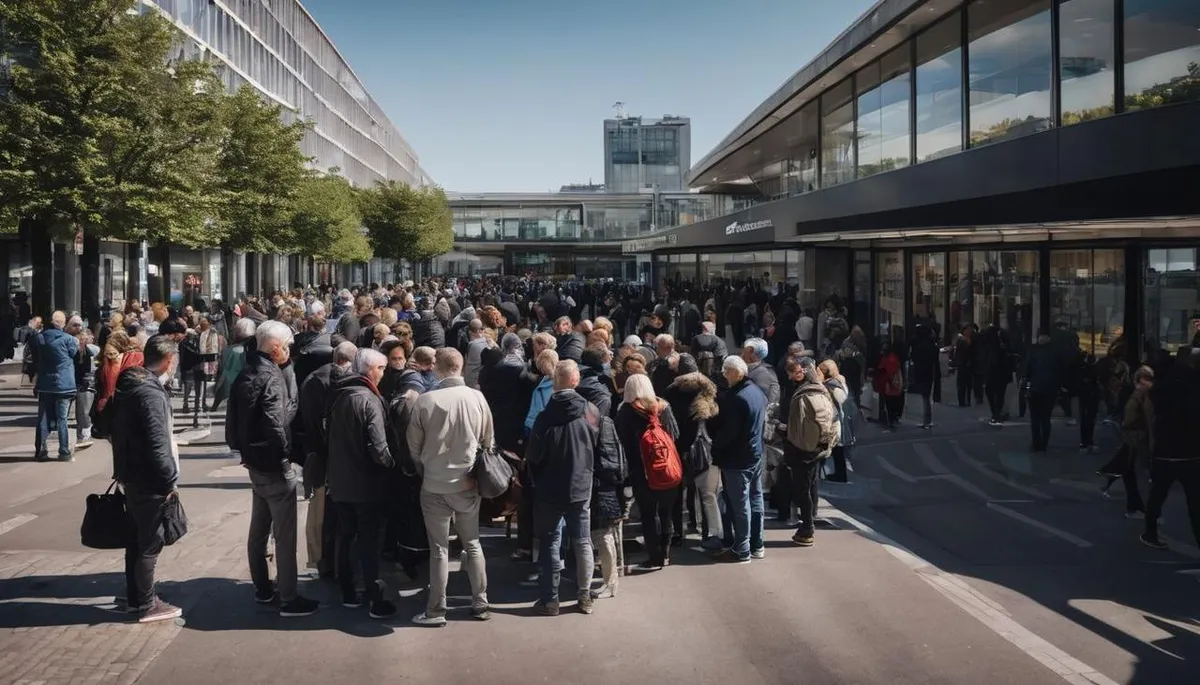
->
[407,347,495,626]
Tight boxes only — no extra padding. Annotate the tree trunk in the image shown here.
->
[23,217,54,318]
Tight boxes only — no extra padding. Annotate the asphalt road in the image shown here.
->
[1,368,1197,685]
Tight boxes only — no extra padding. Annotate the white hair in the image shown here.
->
[333,341,358,365]
[233,317,257,341]
[623,335,642,347]
[743,337,769,362]
[255,320,294,352]
[309,300,326,316]
[654,334,674,349]
[723,355,749,377]
[353,348,386,375]
[701,321,716,334]
[622,373,657,406]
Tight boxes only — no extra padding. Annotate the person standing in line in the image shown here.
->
[407,348,494,626]
[67,315,97,450]
[525,360,619,615]
[1141,349,1200,550]
[709,356,767,563]
[326,348,396,619]
[615,374,680,571]
[298,341,357,578]
[211,318,256,412]
[31,311,78,462]
[110,335,183,623]
[227,320,318,618]
[908,324,939,430]
[784,358,839,546]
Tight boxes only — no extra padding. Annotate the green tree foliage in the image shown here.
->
[0,0,222,244]
[359,181,454,265]
[212,85,311,253]
[291,172,372,263]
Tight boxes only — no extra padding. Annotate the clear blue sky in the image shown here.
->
[301,0,878,192]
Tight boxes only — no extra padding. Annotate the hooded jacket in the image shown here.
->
[326,373,394,502]
[32,327,78,395]
[526,390,620,505]
[111,365,178,494]
[227,351,295,474]
[664,372,720,455]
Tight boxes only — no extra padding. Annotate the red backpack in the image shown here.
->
[640,408,683,491]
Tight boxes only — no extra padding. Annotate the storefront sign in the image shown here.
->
[622,233,677,254]
[725,219,773,236]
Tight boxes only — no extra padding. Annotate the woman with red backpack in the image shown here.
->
[615,373,681,572]
[874,340,904,430]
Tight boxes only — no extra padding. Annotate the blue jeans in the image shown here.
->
[35,393,72,457]
[535,499,594,604]
[721,460,765,559]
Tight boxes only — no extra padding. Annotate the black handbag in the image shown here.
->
[686,422,713,475]
[81,481,135,550]
[471,445,515,500]
[162,492,189,546]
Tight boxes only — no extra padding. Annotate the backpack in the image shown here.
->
[639,409,683,490]
[788,384,840,461]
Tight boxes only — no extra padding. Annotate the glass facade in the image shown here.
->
[1145,248,1200,354]
[968,0,1053,146]
[1059,0,1116,124]
[1049,248,1125,356]
[916,12,964,162]
[820,79,856,188]
[971,249,1040,352]
[856,46,912,178]
[139,0,428,188]
[1123,0,1200,111]
[876,251,906,338]
[605,118,690,193]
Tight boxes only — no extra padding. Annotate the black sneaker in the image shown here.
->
[368,600,397,620]
[713,549,751,564]
[138,597,183,623]
[279,595,319,617]
[1140,532,1168,550]
[534,599,560,616]
[342,592,365,609]
[254,584,276,604]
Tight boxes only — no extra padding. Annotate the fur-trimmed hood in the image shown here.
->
[668,371,719,421]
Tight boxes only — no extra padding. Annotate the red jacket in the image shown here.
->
[874,352,903,397]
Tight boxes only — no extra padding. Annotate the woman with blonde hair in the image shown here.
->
[615,373,680,571]
[818,358,856,482]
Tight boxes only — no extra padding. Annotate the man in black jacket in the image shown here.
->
[526,360,620,616]
[326,348,397,619]
[111,335,183,623]
[553,316,585,362]
[227,320,317,618]
[1142,349,1200,550]
[576,345,615,417]
[299,341,357,578]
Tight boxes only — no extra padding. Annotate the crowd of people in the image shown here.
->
[9,274,1200,625]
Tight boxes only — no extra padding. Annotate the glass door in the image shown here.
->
[912,252,946,341]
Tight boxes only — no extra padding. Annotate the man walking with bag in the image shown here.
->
[110,335,182,623]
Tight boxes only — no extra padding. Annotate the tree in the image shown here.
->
[212,85,311,254]
[290,172,372,264]
[0,0,225,315]
[359,181,454,267]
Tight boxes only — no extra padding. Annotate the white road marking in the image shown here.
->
[934,474,994,501]
[874,455,918,483]
[0,513,36,536]
[986,502,1093,548]
[830,504,1119,685]
[950,440,1052,500]
[914,442,950,474]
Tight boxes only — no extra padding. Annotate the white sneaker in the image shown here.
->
[411,612,447,627]
[76,438,94,450]
[750,548,766,560]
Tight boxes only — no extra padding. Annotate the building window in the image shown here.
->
[1123,0,1200,111]
[916,11,964,162]
[820,78,855,188]
[968,0,1053,146]
[1145,248,1199,354]
[1059,0,1116,124]
[856,45,912,178]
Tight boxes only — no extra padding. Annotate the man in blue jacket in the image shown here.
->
[31,311,78,462]
[711,355,768,563]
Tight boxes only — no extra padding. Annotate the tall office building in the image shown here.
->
[603,115,691,193]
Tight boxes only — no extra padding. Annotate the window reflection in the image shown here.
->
[1144,248,1199,354]
[1059,0,1116,124]
[821,79,856,188]
[1123,0,1200,111]
[857,46,912,178]
[916,12,964,161]
[968,0,1053,146]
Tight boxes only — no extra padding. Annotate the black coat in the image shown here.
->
[527,390,620,505]
[1151,362,1200,461]
[615,401,679,491]
[908,337,940,395]
[227,351,296,474]
[296,362,351,488]
[413,311,445,349]
[291,330,332,390]
[556,331,586,362]
[576,365,614,418]
[111,366,177,495]
[326,374,394,502]
[663,372,720,455]
[479,356,540,453]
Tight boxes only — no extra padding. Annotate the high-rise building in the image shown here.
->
[603,115,691,193]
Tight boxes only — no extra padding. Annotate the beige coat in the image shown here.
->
[406,376,495,495]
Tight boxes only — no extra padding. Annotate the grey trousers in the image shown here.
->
[247,467,300,602]
[420,488,488,617]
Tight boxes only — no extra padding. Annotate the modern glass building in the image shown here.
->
[635,0,1200,363]
[604,116,692,193]
[3,0,430,313]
